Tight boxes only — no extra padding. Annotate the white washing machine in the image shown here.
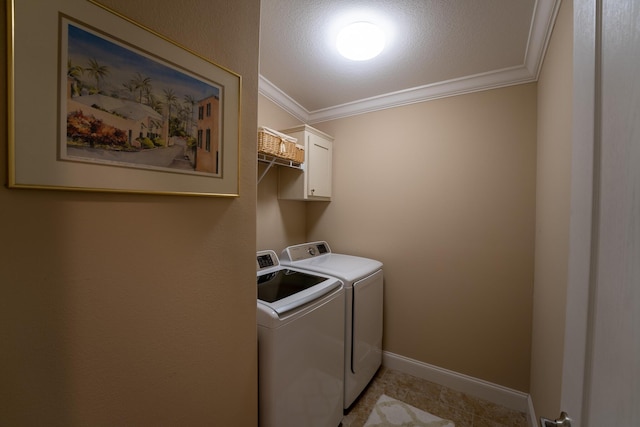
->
[280,242,383,409]
[256,250,345,427]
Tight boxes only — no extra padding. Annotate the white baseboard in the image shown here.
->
[382,351,531,415]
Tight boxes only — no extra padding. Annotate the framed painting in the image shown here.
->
[7,0,241,196]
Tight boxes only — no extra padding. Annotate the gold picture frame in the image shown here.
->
[7,0,241,197]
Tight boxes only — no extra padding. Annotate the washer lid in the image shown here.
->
[257,268,341,315]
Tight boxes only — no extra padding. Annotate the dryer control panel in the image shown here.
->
[281,241,331,262]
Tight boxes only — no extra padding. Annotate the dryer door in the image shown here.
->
[352,269,383,374]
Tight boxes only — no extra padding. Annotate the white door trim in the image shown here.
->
[560,0,599,425]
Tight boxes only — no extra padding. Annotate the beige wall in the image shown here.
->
[258,84,537,391]
[529,0,573,418]
[1,1,259,426]
[256,95,305,252]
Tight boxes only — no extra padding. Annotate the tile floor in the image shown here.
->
[341,367,529,427]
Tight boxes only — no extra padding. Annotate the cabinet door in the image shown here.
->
[307,133,332,198]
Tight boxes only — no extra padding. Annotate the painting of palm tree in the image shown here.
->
[63,19,222,176]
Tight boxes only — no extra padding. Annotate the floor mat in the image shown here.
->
[363,394,455,427]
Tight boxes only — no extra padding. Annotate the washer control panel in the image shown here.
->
[256,250,279,271]
[281,241,331,262]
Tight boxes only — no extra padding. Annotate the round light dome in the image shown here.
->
[337,22,386,61]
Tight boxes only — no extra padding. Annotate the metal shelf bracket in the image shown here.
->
[257,153,303,184]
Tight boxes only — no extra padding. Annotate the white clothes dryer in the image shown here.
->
[256,250,345,427]
[280,242,383,409]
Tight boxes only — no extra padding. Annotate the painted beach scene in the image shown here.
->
[63,20,222,176]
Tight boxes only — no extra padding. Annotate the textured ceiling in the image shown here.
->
[258,0,561,123]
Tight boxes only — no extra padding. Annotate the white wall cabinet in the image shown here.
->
[278,125,333,201]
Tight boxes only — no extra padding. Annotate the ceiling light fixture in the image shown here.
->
[336,21,386,61]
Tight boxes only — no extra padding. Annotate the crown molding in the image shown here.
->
[525,0,563,77]
[258,75,309,123]
[306,65,536,123]
[258,0,562,124]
